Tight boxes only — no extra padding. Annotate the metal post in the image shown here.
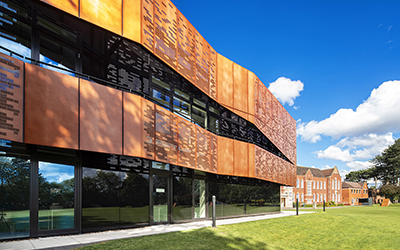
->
[212,195,216,228]
[323,200,325,212]
[296,198,298,216]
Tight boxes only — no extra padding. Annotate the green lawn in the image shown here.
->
[79,205,400,249]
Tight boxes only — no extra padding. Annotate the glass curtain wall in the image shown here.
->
[194,179,206,219]
[38,162,75,231]
[82,167,149,231]
[172,176,192,221]
[208,181,280,218]
[0,155,30,240]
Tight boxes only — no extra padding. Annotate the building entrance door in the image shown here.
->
[152,174,169,223]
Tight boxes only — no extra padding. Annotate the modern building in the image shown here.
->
[285,166,342,206]
[342,182,368,205]
[0,0,296,240]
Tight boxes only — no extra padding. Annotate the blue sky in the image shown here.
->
[173,0,400,180]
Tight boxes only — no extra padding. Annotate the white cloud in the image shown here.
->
[345,161,373,171]
[268,77,304,106]
[316,133,394,162]
[298,80,400,142]
[339,169,349,181]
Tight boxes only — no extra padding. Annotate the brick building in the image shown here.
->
[342,182,368,205]
[292,166,342,205]
[280,166,343,207]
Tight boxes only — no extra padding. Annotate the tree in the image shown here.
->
[379,184,400,202]
[371,138,400,185]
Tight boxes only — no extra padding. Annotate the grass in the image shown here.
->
[79,205,400,250]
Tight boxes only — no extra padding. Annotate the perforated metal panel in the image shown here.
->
[177,10,195,82]
[155,106,178,164]
[195,31,209,95]
[142,98,155,159]
[142,0,154,51]
[154,0,177,68]
[177,117,196,168]
[195,126,210,172]
[0,53,23,143]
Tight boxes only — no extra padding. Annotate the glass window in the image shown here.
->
[301,193,304,202]
[193,98,206,109]
[37,16,77,43]
[152,76,170,91]
[152,162,170,171]
[82,167,149,231]
[296,179,299,188]
[192,106,206,128]
[301,180,303,188]
[173,96,190,120]
[0,155,30,240]
[209,106,219,116]
[153,175,168,223]
[174,88,189,100]
[172,176,192,221]
[0,1,31,59]
[39,35,76,75]
[152,89,170,108]
[209,115,219,134]
[38,162,74,231]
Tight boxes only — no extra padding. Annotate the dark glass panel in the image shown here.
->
[119,171,149,225]
[153,175,168,222]
[37,16,77,43]
[152,76,170,91]
[192,106,206,128]
[0,155,30,240]
[209,115,219,134]
[208,181,280,218]
[174,88,189,100]
[38,162,74,231]
[39,35,76,74]
[0,0,31,58]
[172,176,192,221]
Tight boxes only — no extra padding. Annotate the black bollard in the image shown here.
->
[296,198,299,216]
[323,200,325,212]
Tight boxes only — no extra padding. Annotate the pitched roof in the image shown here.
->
[297,166,327,178]
[321,168,334,177]
[342,181,362,189]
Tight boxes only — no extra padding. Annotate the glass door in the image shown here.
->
[38,162,75,231]
[152,175,169,223]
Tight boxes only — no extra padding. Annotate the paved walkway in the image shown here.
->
[0,211,314,250]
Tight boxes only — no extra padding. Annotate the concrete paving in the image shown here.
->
[0,211,314,250]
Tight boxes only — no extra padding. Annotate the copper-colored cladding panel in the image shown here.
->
[255,146,266,180]
[247,71,255,117]
[177,10,195,82]
[210,133,218,173]
[155,106,178,164]
[123,92,142,157]
[233,63,248,113]
[41,0,79,16]
[25,64,78,149]
[80,0,122,36]
[0,53,24,143]
[123,0,141,43]
[248,144,255,178]
[142,98,155,159]
[141,0,154,51]
[154,0,177,69]
[195,31,210,95]
[196,126,210,172]
[234,140,248,177]
[80,79,122,154]
[177,117,196,168]
[217,54,233,108]
[217,136,233,175]
[209,46,217,100]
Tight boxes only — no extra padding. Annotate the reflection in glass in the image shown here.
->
[153,175,168,222]
[38,162,74,231]
[192,106,207,128]
[173,96,191,120]
[152,89,170,108]
[0,156,30,240]
[172,177,192,221]
[82,168,149,231]
[194,179,206,218]
[208,182,280,218]
[152,162,170,171]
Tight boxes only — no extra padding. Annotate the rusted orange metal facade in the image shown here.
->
[2,0,296,186]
